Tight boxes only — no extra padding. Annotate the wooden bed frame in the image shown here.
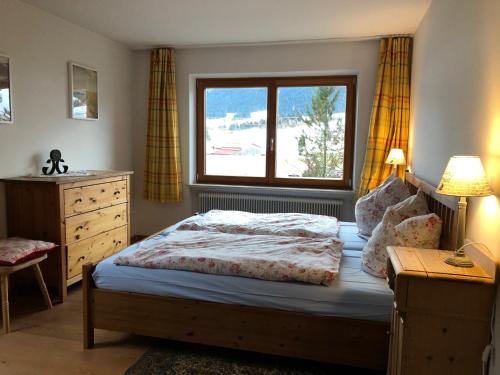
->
[82,172,459,370]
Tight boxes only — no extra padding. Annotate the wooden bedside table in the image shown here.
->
[386,246,495,375]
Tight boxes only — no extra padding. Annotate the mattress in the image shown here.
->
[336,221,367,251]
[93,221,393,322]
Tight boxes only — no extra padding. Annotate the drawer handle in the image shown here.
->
[78,256,85,262]
[76,225,84,231]
[115,214,121,219]
[90,198,97,203]
[75,198,82,203]
[75,235,80,240]
[114,191,121,195]
[101,189,106,193]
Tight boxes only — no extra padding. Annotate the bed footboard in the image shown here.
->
[82,261,389,369]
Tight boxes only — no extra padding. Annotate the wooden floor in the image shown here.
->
[0,285,148,375]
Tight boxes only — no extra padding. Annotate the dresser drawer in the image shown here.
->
[64,180,127,217]
[65,203,127,244]
[67,226,128,279]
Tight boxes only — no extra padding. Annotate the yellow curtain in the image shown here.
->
[144,48,182,203]
[356,37,412,198]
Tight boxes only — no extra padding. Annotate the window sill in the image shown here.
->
[188,183,355,199]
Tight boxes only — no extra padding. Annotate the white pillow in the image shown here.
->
[390,189,430,220]
[361,209,442,278]
[355,175,410,237]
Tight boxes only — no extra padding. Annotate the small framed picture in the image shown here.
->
[0,54,13,124]
[69,62,98,120]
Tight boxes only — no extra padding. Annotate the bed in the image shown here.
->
[93,221,391,322]
[83,173,459,370]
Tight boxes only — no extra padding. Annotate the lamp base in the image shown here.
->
[444,253,474,268]
[443,196,474,268]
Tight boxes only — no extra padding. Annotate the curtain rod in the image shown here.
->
[149,34,414,51]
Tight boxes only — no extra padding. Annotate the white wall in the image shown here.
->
[410,0,500,371]
[0,0,134,237]
[132,40,380,235]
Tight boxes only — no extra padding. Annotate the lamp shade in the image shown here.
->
[436,156,493,197]
[385,148,406,166]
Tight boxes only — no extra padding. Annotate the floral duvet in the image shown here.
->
[114,230,343,286]
[177,210,340,239]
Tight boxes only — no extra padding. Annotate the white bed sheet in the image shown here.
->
[93,221,393,322]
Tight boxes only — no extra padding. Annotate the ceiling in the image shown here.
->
[22,0,431,50]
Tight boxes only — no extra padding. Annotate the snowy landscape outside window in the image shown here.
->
[196,76,356,189]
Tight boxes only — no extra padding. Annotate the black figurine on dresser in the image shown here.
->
[41,149,69,175]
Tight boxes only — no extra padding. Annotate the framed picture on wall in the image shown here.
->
[68,62,98,120]
[0,54,13,124]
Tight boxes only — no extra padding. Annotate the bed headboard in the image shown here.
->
[404,172,458,250]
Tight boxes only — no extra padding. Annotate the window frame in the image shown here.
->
[196,75,357,190]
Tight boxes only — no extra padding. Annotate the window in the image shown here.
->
[196,76,356,189]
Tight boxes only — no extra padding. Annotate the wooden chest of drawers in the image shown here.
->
[1,170,133,302]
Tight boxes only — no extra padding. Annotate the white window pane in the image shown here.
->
[204,87,267,177]
[275,86,346,180]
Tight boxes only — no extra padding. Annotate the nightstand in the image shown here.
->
[386,246,495,375]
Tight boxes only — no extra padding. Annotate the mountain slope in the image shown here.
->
[205,86,347,118]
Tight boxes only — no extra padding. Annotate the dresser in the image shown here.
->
[386,246,495,375]
[1,170,133,303]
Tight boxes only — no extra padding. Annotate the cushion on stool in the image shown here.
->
[0,238,57,266]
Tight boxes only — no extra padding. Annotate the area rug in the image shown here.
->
[124,340,383,375]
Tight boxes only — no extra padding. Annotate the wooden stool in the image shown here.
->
[0,254,52,334]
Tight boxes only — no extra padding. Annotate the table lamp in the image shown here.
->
[385,148,406,173]
[436,156,493,267]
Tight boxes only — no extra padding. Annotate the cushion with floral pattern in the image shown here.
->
[0,238,57,266]
[355,175,410,237]
[390,189,430,221]
[361,209,442,278]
